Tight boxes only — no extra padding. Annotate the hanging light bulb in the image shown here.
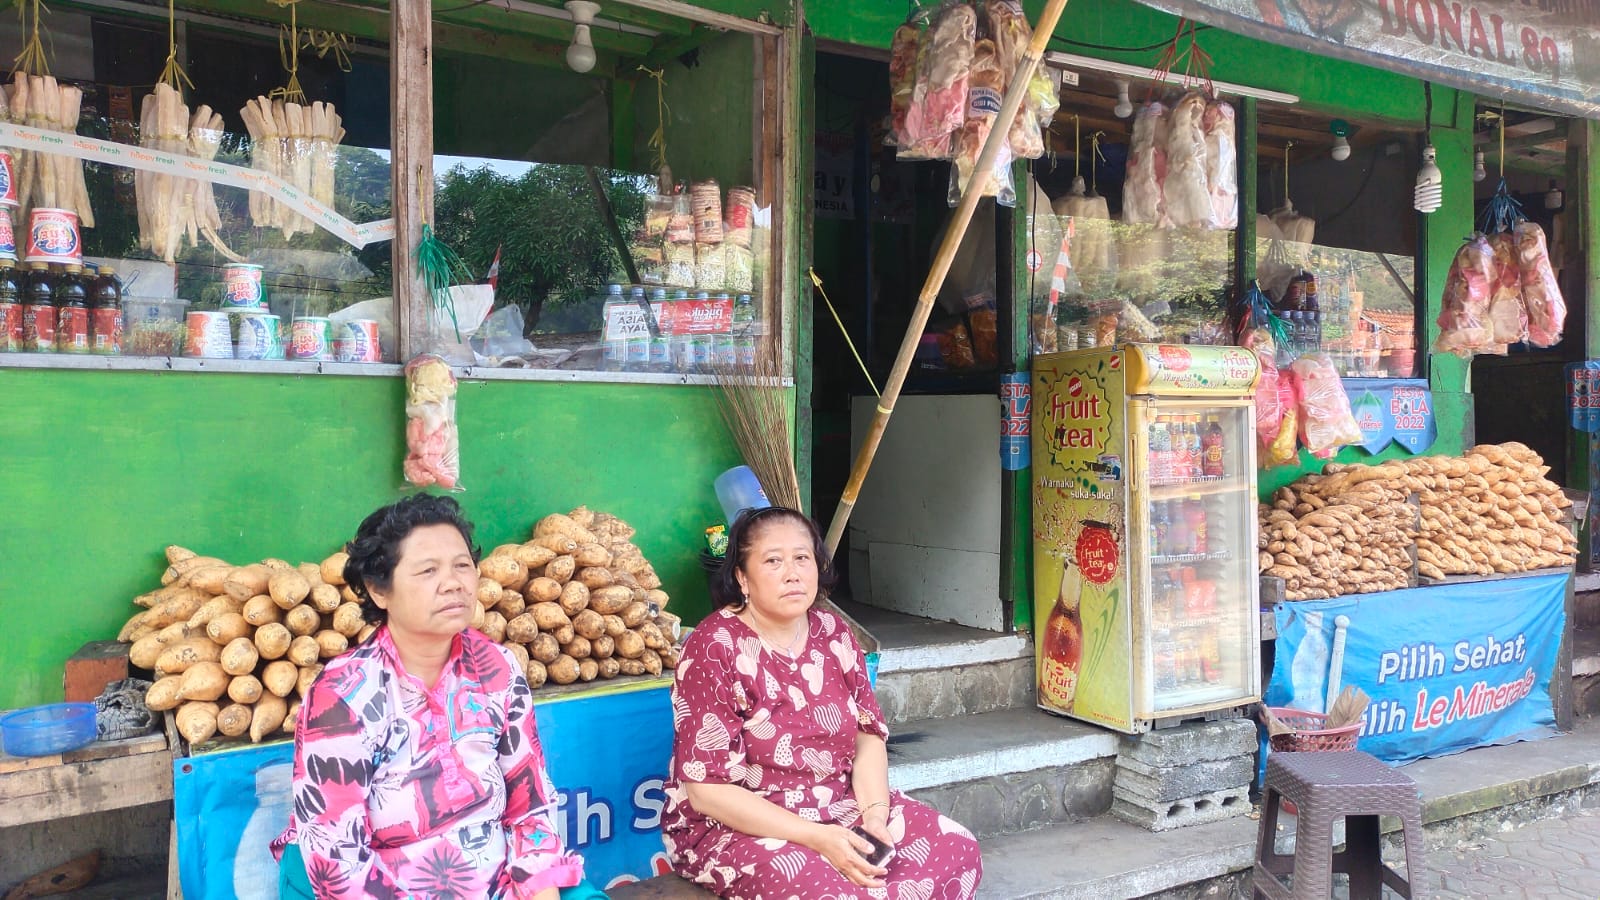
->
[1113,78,1133,119]
[1545,178,1565,211]
[1329,119,1352,162]
[1414,144,1443,214]
[565,1,601,74]
[1472,149,1487,182]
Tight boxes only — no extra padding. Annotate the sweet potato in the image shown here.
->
[525,659,548,688]
[284,604,321,637]
[558,581,592,617]
[603,615,626,637]
[495,590,527,619]
[229,674,264,705]
[579,658,599,682]
[477,577,506,609]
[217,703,253,738]
[480,610,508,643]
[526,577,563,604]
[269,570,311,609]
[308,583,342,614]
[533,533,579,556]
[207,612,252,646]
[567,506,596,528]
[530,603,570,632]
[177,701,220,744]
[320,551,349,586]
[640,648,663,676]
[297,664,323,699]
[167,545,199,564]
[530,633,562,664]
[188,595,244,629]
[243,594,283,627]
[513,545,557,571]
[503,641,530,672]
[332,603,366,637]
[548,655,581,685]
[261,558,294,572]
[553,624,576,646]
[590,586,633,616]
[284,701,301,734]
[572,609,605,641]
[618,658,646,676]
[179,662,230,701]
[288,635,321,668]
[597,657,620,679]
[315,630,348,659]
[118,611,148,643]
[481,555,528,590]
[471,601,487,631]
[250,694,287,742]
[574,543,611,568]
[644,589,671,610]
[262,660,298,697]
[189,566,232,595]
[591,635,615,660]
[506,613,541,644]
[146,675,184,711]
[536,513,600,545]
[157,638,223,676]
[357,623,378,644]
[577,567,614,590]
[621,602,652,628]
[130,634,167,670]
[544,556,576,585]
[224,564,272,601]
[615,630,646,659]
[220,638,260,676]
[563,636,593,660]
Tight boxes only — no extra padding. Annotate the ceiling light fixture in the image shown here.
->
[1113,78,1133,118]
[1330,119,1351,162]
[1043,51,1300,105]
[1545,178,1564,211]
[1472,149,1487,182]
[565,1,601,74]
[1414,144,1443,214]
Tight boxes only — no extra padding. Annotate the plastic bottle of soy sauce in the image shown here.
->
[54,264,90,354]
[21,262,54,352]
[90,266,123,355]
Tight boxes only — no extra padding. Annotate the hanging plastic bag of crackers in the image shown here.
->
[403,354,463,490]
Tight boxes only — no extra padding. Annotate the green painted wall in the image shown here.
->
[633,32,758,188]
[0,369,738,710]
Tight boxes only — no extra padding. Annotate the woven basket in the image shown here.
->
[1267,707,1360,752]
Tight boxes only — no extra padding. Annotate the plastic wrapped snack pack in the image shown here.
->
[403,354,462,490]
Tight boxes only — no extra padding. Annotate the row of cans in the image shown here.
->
[0,207,86,265]
[183,311,381,362]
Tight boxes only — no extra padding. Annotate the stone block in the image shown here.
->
[1114,754,1255,804]
[1112,785,1253,832]
[1118,719,1257,768]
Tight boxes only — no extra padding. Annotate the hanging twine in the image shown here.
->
[303,29,354,73]
[1089,131,1106,194]
[1149,18,1214,101]
[638,65,671,177]
[157,0,193,92]
[269,0,307,104]
[810,268,880,396]
[12,0,50,78]
[1071,113,1081,180]
[1283,139,1295,205]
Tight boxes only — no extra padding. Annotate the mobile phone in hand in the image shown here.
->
[850,824,895,867]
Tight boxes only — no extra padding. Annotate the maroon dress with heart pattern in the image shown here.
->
[661,606,983,899]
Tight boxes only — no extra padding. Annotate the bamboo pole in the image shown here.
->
[824,0,1071,554]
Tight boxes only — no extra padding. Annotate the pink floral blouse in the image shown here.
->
[271,626,583,899]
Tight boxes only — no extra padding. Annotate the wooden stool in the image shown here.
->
[1253,750,1425,899]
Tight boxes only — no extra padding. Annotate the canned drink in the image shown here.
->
[0,151,18,208]
[221,264,267,311]
[184,310,233,358]
[334,318,381,363]
[236,315,284,360]
[24,208,81,265]
[290,316,334,360]
[0,207,16,262]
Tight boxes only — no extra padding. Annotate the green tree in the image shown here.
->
[433,163,646,332]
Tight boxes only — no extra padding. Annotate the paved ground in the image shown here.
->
[1414,807,1600,899]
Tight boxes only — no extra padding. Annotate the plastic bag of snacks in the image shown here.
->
[726,245,755,293]
[900,2,974,161]
[1485,232,1526,345]
[1290,353,1362,454]
[695,242,727,290]
[888,20,922,150]
[403,354,462,490]
[1433,233,1496,357]
[1162,93,1213,228]
[723,186,757,248]
[1202,100,1238,229]
[665,243,696,287]
[949,36,1016,206]
[1516,219,1566,347]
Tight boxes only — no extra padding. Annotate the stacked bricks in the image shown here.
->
[1112,718,1257,832]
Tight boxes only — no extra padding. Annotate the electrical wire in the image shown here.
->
[1048,26,1212,55]
[432,0,503,15]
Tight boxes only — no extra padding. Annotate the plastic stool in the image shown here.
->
[1253,750,1425,899]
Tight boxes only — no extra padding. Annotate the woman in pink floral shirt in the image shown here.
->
[272,495,588,899]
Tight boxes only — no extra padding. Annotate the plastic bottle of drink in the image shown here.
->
[734,292,755,329]
[647,287,672,372]
[1149,416,1172,484]
[1201,415,1225,478]
[21,262,54,352]
[1184,417,1203,477]
[1165,500,1189,557]
[1150,501,1171,558]
[1167,416,1189,479]
[1184,497,1207,556]
[0,262,21,352]
[89,266,123,355]
[623,286,651,372]
[601,283,626,371]
[54,264,90,354]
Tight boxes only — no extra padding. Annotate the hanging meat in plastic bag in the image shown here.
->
[1434,234,1498,358]
[900,3,975,161]
[1516,219,1566,347]
[1162,93,1213,229]
[949,37,1016,206]
[1123,103,1168,226]
[1485,232,1527,345]
[1202,99,1238,229]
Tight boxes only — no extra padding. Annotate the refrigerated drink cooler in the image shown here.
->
[1032,343,1262,733]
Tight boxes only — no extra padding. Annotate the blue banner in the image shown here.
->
[1266,573,1566,764]
[1001,372,1032,471]
[1345,378,1436,455]
[176,681,674,899]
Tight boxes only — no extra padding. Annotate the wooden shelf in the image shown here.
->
[0,728,172,828]
[1149,476,1251,501]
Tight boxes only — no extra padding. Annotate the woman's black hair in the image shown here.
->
[710,506,837,610]
[344,494,481,625]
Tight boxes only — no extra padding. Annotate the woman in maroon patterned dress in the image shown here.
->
[662,507,983,899]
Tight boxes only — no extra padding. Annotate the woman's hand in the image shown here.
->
[857,806,893,848]
[805,823,888,889]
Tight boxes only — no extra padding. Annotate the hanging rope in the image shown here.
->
[1071,114,1081,181]
[1149,18,1214,101]
[303,29,354,73]
[157,0,193,92]
[1089,131,1105,195]
[1283,139,1294,206]
[638,65,671,178]
[12,0,50,78]
[269,0,307,104]
[809,268,880,396]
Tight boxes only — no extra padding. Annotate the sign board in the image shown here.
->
[1266,572,1565,763]
[1140,0,1600,118]
[1346,378,1438,454]
[175,681,675,898]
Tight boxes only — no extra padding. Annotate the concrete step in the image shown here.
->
[838,600,1035,726]
[888,707,1118,839]
[977,716,1600,899]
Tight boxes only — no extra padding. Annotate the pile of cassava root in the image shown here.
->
[1259,443,1575,601]
[117,507,679,747]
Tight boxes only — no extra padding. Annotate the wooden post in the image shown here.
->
[394,0,434,361]
[823,0,1071,554]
